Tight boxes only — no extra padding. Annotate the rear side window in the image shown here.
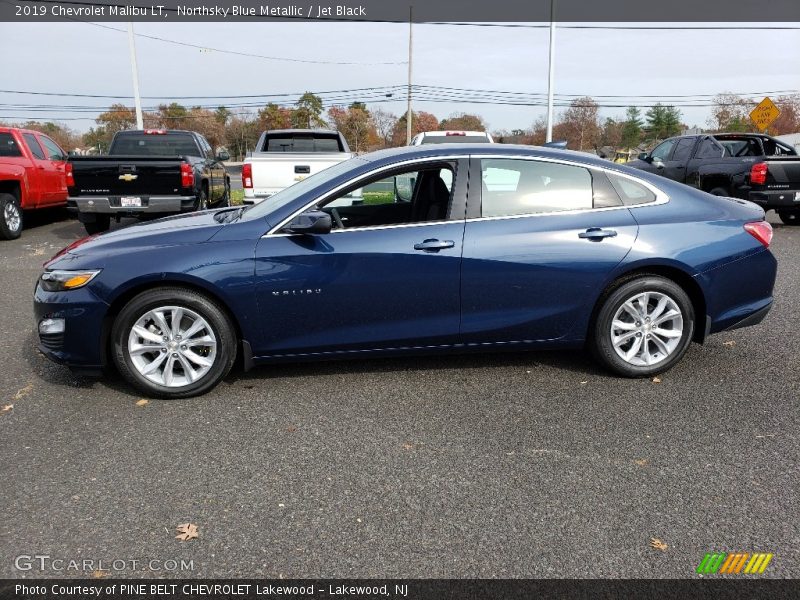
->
[607,173,657,205]
[695,138,724,159]
[480,159,594,217]
[40,135,66,161]
[672,138,696,162]
[22,133,45,160]
[0,133,21,157]
[263,134,343,152]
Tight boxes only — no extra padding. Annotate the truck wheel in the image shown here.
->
[196,187,209,211]
[0,193,23,240]
[220,179,231,207]
[708,187,730,197]
[778,210,800,226]
[111,287,237,398]
[83,215,110,235]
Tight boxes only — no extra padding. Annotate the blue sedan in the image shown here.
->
[34,144,777,398]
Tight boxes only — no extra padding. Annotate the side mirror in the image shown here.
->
[637,152,650,161]
[284,210,332,235]
[654,159,665,169]
[216,150,230,161]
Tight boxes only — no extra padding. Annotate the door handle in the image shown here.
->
[578,228,617,241]
[414,239,455,251]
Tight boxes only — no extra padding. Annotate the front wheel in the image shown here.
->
[591,276,695,377]
[0,193,23,240]
[778,210,800,226]
[111,288,237,398]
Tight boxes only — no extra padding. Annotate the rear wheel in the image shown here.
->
[591,276,695,377]
[111,287,237,398]
[83,214,110,235]
[778,210,800,226]
[0,193,22,240]
[196,187,209,211]
[708,187,730,197]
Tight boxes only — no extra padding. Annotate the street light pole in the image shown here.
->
[545,0,556,143]
[406,6,413,145]
[127,22,144,129]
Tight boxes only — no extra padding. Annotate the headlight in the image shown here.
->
[40,269,101,292]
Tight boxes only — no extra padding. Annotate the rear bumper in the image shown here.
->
[747,190,800,209]
[243,190,277,205]
[67,195,197,215]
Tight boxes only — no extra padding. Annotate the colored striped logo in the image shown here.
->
[696,552,773,574]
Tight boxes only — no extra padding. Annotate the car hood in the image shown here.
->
[53,210,225,260]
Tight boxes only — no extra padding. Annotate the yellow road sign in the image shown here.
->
[750,97,780,132]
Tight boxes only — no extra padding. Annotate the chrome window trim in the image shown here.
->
[264,155,464,236]
[263,152,669,236]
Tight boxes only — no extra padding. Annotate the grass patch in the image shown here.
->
[361,191,394,205]
[230,189,245,206]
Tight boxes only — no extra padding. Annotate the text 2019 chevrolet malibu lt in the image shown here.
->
[34,144,776,398]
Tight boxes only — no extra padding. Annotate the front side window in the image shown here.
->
[0,133,21,157]
[480,159,594,217]
[22,133,45,160]
[650,139,676,162]
[315,164,456,230]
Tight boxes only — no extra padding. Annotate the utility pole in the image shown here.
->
[545,0,556,143]
[406,6,413,144]
[127,22,144,129]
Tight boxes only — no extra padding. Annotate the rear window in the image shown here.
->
[421,135,490,144]
[0,133,21,157]
[263,134,344,153]
[110,133,200,157]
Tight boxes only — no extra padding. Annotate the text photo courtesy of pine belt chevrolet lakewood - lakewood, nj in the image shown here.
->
[2,0,800,596]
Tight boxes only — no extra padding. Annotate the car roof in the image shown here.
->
[419,130,490,136]
[265,129,341,135]
[362,143,615,169]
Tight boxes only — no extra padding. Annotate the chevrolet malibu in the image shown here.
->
[34,145,777,398]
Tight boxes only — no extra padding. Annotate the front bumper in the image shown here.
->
[748,189,800,210]
[33,282,109,369]
[68,195,197,215]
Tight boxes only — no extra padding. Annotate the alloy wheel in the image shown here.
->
[127,305,217,387]
[4,202,20,232]
[610,291,684,366]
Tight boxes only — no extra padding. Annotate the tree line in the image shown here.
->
[4,91,799,158]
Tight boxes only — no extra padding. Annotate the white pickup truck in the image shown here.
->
[242,129,353,204]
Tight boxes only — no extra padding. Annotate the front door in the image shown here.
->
[252,159,468,357]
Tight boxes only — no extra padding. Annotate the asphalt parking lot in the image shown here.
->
[1,209,798,579]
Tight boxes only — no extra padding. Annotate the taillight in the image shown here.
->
[180,162,193,188]
[65,163,74,187]
[744,221,773,248]
[242,163,253,189]
[750,162,768,185]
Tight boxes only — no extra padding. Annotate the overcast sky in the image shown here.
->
[2,21,799,133]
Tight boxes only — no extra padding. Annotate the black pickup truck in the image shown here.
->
[627,133,800,225]
[67,129,230,234]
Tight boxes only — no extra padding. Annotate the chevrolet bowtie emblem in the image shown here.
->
[119,173,138,182]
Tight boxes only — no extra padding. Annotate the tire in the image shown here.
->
[111,287,237,398]
[217,179,231,207]
[83,215,110,235]
[708,187,730,197]
[0,193,23,240]
[778,210,800,226]
[590,276,695,378]
[196,186,209,211]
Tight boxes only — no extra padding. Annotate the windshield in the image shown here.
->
[110,133,200,156]
[242,157,366,220]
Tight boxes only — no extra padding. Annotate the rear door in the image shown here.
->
[460,156,639,343]
[37,134,69,205]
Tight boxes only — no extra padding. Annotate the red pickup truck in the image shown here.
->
[0,127,69,239]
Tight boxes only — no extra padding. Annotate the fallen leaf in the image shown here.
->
[1,404,13,414]
[175,523,199,542]
[650,538,668,551]
[91,570,110,578]
[286,426,297,432]
[14,384,33,400]
[652,377,662,384]
[402,442,414,451]
[580,381,588,385]
[723,340,737,347]
[135,399,149,407]
[634,459,649,466]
